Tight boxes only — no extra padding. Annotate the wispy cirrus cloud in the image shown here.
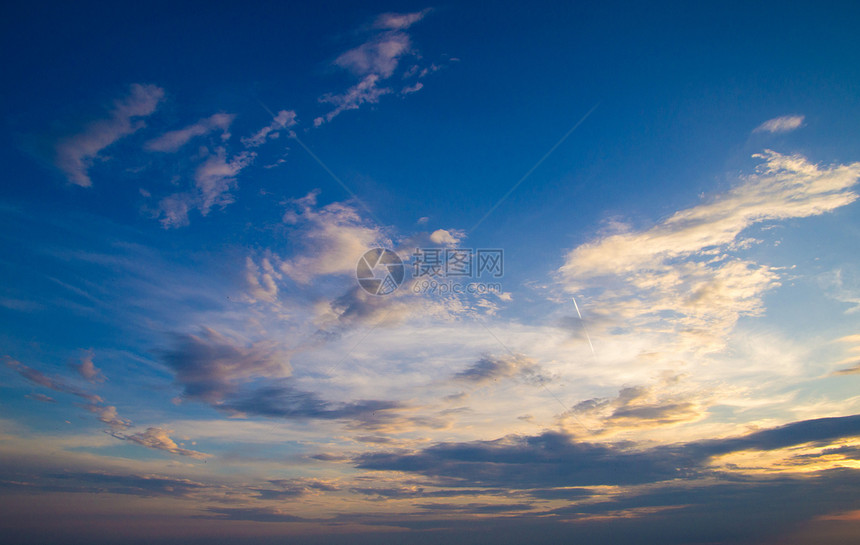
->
[754,114,805,133]
[54,83,164,186]
[156,147,256,228]
[314,9,432,126]
[241,110,297,148]
[5,357,102,404]
[7,356,127,430]
[144,112,235,152]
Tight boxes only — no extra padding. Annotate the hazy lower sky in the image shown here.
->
[3,2,860,544]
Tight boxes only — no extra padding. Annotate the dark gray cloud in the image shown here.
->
[356,414,860,489]
[452,354,547,385]
[160,328,289,404]
[0,471,211,498]
[349,486,499,500]
[416,502,534,513]
[681,413,860,460]
[223,380,403,427]
[357,431,686,488]
[160,329,404,428]
[835,360,860,374]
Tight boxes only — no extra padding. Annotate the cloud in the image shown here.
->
[241,110,297,148]
[5,357,101,403]
[73,351,104,383]
[252,478,339,500]
[372,9,431,30]
[2,471,212,498]
[453,354,547,385]
[145,113,235,152]
[112,427,209,459]
[222,380,404,429]
[200,507,307,523]
[315,10,431,126]
[194,148,255,214]
[820,268,860,314]
[55,83,164,186]
[835,363,860,375]
[314,74,392,127]
[356,430,684,488]
[559,151,860,356]
[159,327,290,404]
[356,414,860,490]
[401,81,424,95]
[157,147,255,228]
[278,191,388,284]
[244,256,281,303]
[335,33,412,78]
[158,327,403,428]
[429,228,464,246]
[85,404,131,430]
[754,115,805,133]
[834,334,860,374]
[568,376,705,433]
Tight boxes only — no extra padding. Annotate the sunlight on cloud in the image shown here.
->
[560,151,860,360]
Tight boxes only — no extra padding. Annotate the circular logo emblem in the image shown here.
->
[356,248,404,295]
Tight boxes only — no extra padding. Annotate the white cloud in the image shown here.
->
[241,110,297,148]
[145,113,235,152]
[278,191,388,284]
[55,83,165,186]
[560,151,860,357]
[754,115,805,134]
[429,229,465,246]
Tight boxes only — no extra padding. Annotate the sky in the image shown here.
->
[2,1,860,544]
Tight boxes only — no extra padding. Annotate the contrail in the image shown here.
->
[572,296,596,357]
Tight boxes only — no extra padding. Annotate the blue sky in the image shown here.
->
[3,2,860,544]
